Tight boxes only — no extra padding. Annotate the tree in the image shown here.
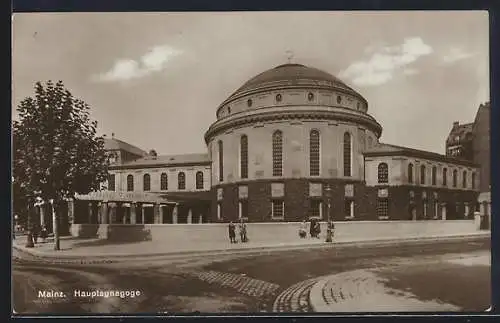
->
[13,80,109,250]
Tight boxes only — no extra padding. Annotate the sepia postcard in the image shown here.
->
[11,10,491,315]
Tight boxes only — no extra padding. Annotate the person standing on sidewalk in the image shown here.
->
[228,221,236,243]
[239,219,248,243]
[299,219,307,238]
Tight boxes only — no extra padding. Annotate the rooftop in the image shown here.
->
[364,143,478,167]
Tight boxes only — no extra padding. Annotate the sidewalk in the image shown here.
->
[12,231,490,261]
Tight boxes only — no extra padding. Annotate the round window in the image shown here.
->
[275,93,282,102]
[337,95,342,104]
[307,92,314,101]
[247,99,252,107]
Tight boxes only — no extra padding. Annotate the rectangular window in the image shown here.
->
[239,200,248,219]
[344,199,354,219]
[309,199,322,219]
[108,174,115,191]
[271,200,284,219]
[377,198,389,220]
[217,203,222,220]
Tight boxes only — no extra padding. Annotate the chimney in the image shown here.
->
[453,121,459,128]
[111,133,115,139]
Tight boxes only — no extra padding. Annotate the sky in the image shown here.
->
[12,11,489,155]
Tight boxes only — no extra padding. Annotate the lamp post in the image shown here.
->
[325,184,333,243]
[13,214,19,240]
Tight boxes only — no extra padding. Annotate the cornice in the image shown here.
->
[363,151,479,168]
[204,109,383,144]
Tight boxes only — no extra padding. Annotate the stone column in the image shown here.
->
[199,213,203,224]
[101,202,108,224]
[130,202,137,224]
[159,205,164,224]
[172,205,178,224]
[122,204,127,224]
[141,205,146,224]
[440,203,447,220]
[39,204,45,227]
[153,203,160,224]
[187,208,192,224]
[88,202,94,224]
[68,199,75,225]
[109,203,116,224]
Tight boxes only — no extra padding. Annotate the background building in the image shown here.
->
[96,63,482,224]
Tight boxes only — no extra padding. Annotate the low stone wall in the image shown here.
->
[70,220,479,243]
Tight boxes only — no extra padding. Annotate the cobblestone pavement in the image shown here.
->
[178,270,280,298]
[272,278,319,312]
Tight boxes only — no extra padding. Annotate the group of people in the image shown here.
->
[299,218,334,239]
[299,218,321,238]
[228,219,248,243]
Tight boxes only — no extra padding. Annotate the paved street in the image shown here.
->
[12,237,490,314]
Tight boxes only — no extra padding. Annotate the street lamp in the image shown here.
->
[13,214,19,240]
[325,184,333,243]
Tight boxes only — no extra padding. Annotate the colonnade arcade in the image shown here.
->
[73,191,205,225]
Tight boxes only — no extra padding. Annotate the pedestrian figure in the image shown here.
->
[299,219,307,238]
[239,219,248,243]
[309,218,316,238]
[40,225,48,243]
[314,221,321,239]
[228,221,236,243]
[32,223,39,244]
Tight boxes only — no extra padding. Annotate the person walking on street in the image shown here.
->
[228,221,236,243]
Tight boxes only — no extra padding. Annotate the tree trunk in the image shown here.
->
[51,200,60,251]
[25,202,34,248]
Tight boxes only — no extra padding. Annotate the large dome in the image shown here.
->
[222,63,364,105]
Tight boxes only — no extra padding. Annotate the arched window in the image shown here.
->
[196,171,204,189]
[178,172,186,190]
[432,166,437,186]
[462,170,467,188]
[240,135,248,179]
[218,140,223,182]
[408,163,414,184]
[472,172,476,189]
[143,174,151,191]
[272,130,283,176]
[453,169,458,187]
[127,174,134,191]
[378,163,389,184]
[343,132,351,177]
[160,173,168,190]
[309,130,320,176]
[420,165,426,185]
[443,168,448,186]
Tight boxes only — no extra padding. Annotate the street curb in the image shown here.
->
[12,233,490,264]
[309,277,330,313]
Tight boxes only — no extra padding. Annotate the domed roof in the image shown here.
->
[223,63,363,104]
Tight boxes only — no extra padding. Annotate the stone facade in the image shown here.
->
[210,179,478,223]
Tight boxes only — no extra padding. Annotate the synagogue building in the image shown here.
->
[82,63,487,225]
